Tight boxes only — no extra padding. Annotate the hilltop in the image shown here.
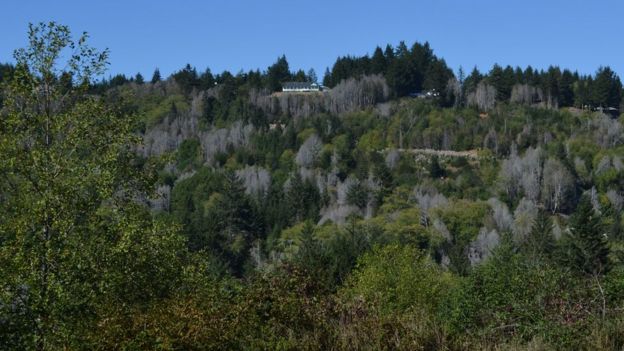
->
[2,27,624,349]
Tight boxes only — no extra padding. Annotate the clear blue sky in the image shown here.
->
[1,0,623,80]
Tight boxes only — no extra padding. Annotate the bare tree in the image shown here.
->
[467,82,496,111]
[488,197,513,232]
[236,166,271,196]
[498,145,543,203]
[468,227,500,265]
[385,149,400,169]
[512,197,538,242]
[510,84,543,105]
[592,114,623,148]
[295,134,323,168]
[541,158,575,213]
[606,189,623,213]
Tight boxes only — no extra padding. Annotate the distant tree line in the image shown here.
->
[323,41,454,102]
[4,39,620,111]
[322,41,623,109]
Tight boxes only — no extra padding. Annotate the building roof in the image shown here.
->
[282,81,319,90]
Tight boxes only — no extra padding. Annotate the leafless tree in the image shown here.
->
[447,77,462,107]
[483,128,499,154]
[250,74,389,118]
[510,84,543,105]
[467,82,496,111]
[574,157,591,183]
[592,114,623,148]
[488,197,513,232]
[295,134,323,168]
[541,158,575,213]
[606,189,623,213]
[595,156,612,176]
[498,145,543,203]
[512,197,538,242]
[412,185,448,227]
[385,148,400,169]
[468,227,500,265]
[236,166,271,196]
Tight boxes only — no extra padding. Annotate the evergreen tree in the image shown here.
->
[294,221,327,285]
[383,44,395,63]
[266,55,291,92]
[565,195,610,276]
[292,69,307,82]
[487,64,514,101]
[307,68,318,83]
[199,67,215,89]
[463,66,482,94]
[457,66,465,85]
[216,171,261,274]
[523,211,555,261]
[151,67,161,83]
[134,72,144,85]
[574,75,593,108]
[593,66,622,108]
[173,63,199,93]
[322,67,332,87]
[370,46,387,74]
[558,69,575,107]
[543,66,561,106]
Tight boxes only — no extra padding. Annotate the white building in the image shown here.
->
[282,82,322,92]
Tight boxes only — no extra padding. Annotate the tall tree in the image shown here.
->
[370,46,387,74]
[151,67,161,83]
[266,55,291,92]
[565,196,610,276]
[134,72,144,85]
[593,66,622,108]
[463,66,482,94]
[522,211,555,261]
[307,68,318,83]
[0,22,185,349]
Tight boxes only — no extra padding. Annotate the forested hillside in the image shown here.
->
[2,23,624,350]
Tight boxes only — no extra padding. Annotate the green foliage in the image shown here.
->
[0,22,188,349]
[445,243,589,347]
[341,244,455,315]
[434,200,489,274]
[522,211,556,261]
[4,21,624,351]
[176,138,202,170]
[563,195,611,276]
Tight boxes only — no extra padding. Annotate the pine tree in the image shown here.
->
[371,46,387,74]
[322,67,332,87]
[593,66,622,108]
[463,66,483,94]
[151,67,161,83]
[565,195,610,276]
[135,72,144,85]
[216,171,260,274]
[266,55,291,92]
[307,68,317,83]
[523,211,554,261]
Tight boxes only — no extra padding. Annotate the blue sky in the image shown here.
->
[1,0,623,80]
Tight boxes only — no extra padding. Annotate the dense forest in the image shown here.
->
[2,22,624,350]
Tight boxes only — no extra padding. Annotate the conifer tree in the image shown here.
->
[523,211,554,261]
[565,195,610,276]
[371,46,387,74]
[135,72,144,84]
[151,67,161,83]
